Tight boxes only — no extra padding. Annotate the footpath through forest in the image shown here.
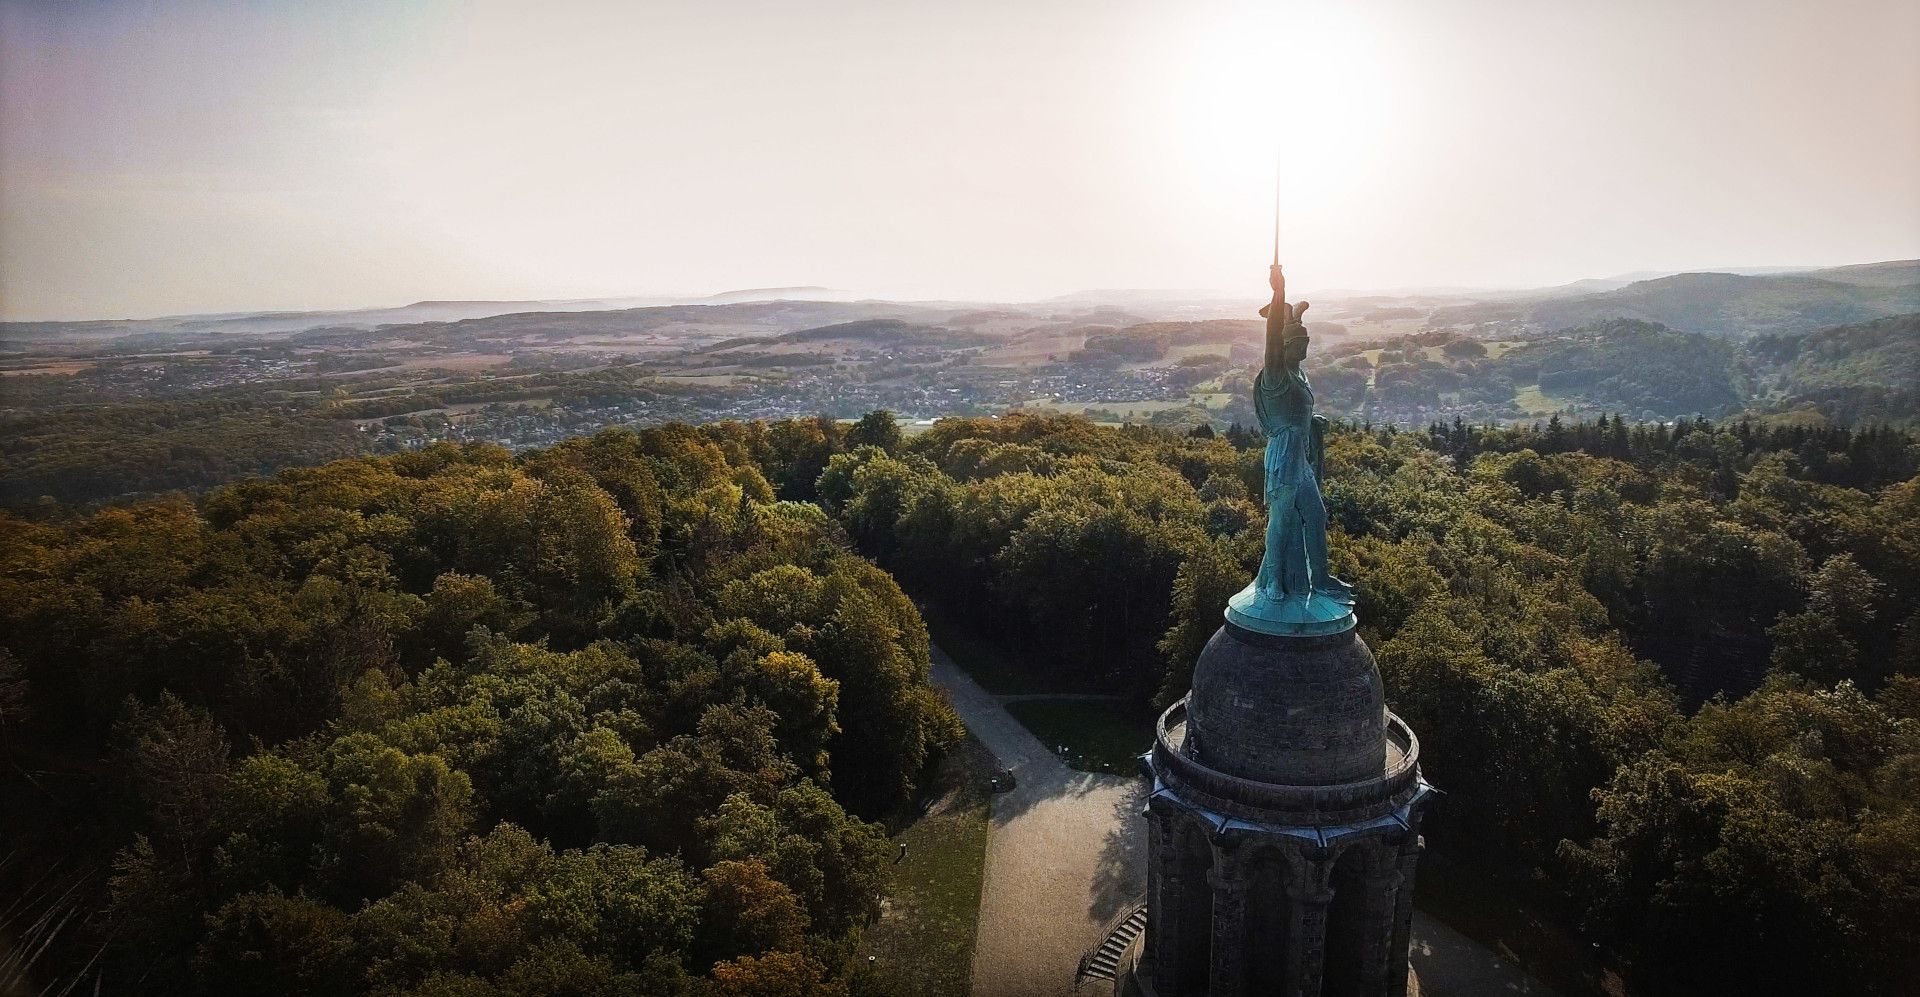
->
[926,644,1559,997]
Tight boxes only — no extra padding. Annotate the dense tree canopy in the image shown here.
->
[6,408,1918,995]
[1,427,957,995]
[792,410,1920,995]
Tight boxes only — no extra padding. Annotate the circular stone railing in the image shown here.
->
[1150,696,1422,825]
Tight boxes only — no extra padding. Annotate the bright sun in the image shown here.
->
[1162,3,1408,260]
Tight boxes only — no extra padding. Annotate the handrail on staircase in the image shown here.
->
[1074,899,1148,990]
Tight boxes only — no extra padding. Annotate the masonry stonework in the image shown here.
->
[1127,622,1434,997]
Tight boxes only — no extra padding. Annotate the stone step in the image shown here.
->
[1075,903,1149,989]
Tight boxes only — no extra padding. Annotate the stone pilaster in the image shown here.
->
[1148,809,1187,996]
[1208,843,1251,997]
[1355,844,1405,992]
[1388,834,1423,997]
[1284,857,1336,997]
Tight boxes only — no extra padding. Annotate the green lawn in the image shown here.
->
[857,737,996,997]
[1004,698,1154,774]
[918,600,1109,696]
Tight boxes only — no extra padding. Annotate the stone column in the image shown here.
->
[1388,834,1423,997]
[1355,843,1405,992]
[1148,809,1187,995]
[1284,857,1336,997]
[1208,843,1252,997]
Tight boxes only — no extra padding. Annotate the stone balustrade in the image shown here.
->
[1151,697,1422,825]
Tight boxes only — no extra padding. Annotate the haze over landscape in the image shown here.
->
[6,4,1920,997]
[4,0,1918,319]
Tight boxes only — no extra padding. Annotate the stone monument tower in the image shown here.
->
[1129,264,1434,997]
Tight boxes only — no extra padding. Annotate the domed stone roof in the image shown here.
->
[1183,622,1387,787]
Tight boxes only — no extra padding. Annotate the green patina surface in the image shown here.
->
[1235,278,1360,637]
[1225,582,1357,636]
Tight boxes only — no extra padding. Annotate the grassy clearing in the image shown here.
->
[858,737,996,997]
[918,601,1108,696]
[0,361,95,376]
[1512,384,1575,415]
[1004,699,1154,774]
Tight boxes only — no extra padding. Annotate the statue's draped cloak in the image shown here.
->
[1254,366,1316,501]
[1228,291,1354,635]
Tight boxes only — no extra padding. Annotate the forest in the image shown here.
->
[798,411,1920,994]
[1,423,958,995]
[3,409,1918,994]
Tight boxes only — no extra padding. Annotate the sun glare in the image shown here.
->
[1163,3,1408,262]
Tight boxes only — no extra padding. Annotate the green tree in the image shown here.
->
[845,410,904,454]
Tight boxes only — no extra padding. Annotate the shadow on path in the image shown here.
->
[930,646,1147,997]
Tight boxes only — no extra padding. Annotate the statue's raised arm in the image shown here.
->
[1227,262,1355,637]
[1259,265,1310,382]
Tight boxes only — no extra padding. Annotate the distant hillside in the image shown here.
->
[1416,261,1920,339]
[0,297,684,343]
[1755,313,1920,424]
[303,301,954,348]
[771,318,992,346]
[1494,319,1746,416]
[1312,315,1920,426]
[1528,263,1919,338]
[1808,260,1920,289]
[701,286,855,304]
[1073,319,1266,364]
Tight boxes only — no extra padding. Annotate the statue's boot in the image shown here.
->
[1315,574,1357,606]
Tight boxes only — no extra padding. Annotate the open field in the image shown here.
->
[0,362,95,376]
[1513,384,1575,415]
[654,372,754,385]
[395,352,514,371]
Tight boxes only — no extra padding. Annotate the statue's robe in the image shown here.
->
[1254,365,1316,502]
[1253,364,1321,598]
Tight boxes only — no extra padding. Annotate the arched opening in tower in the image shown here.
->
[1324,845,1372,996]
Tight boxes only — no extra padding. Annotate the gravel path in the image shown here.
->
[930,646,1146,997]
[927,643,1558,997]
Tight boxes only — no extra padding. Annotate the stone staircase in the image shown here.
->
[1075,904,1148,989]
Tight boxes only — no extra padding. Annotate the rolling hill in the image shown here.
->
[1527,262,1920,338]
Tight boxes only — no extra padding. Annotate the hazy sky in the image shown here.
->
[3,0,1917,320]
